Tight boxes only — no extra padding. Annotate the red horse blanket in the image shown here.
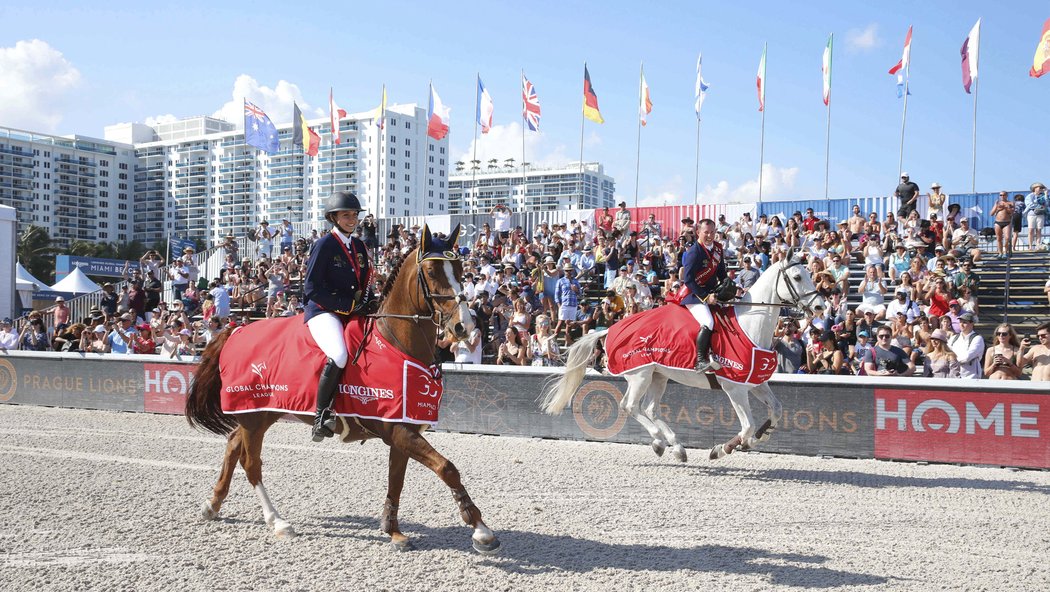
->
[605,305,778,386]
[219,316,443,425]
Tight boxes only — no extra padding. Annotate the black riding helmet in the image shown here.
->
[324,191,364,223]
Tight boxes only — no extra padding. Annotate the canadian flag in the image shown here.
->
[330,88,347,144]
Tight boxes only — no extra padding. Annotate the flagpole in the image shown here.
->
[758,43,767,205]
[329,88,335,196]
[521,69,527,212]
[579,63,586,207]
[694,114,702,207]
[970,76,979,195]
[472,73,480,213]
[375,85,384,220]
[423,81,431,218]
[824,35,832,203]
[897,74,910,181]
[634,62,643,208]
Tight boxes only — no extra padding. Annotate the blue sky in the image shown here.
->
[2,1,1047,206]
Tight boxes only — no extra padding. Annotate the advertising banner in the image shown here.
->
[56,255,140,280]
[439,373,874,458]
[874,389,1050,469]
[0,357,143,411]
[143,362,195,414]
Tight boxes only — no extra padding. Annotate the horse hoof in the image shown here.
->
[651,440,667,457]
[672,444,688,463]
[472,536,501,555]
[274,521,296,539]
[391,539,415,552]
[754,419,774,442]
[200,502,219,521]
[709,445,726,461]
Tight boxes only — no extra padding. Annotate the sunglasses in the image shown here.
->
[877,334,891,339]
[996,332,1010,336]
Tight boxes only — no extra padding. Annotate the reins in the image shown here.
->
[721,260,820,314]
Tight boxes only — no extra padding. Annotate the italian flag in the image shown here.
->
[822,34,833,106]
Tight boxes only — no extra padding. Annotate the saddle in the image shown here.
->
[605,304,778,386]
[218,316,443,424]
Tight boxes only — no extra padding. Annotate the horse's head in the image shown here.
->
[775,252,826,315]
[416,224,474,340]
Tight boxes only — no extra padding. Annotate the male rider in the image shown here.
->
[681,218,736,371]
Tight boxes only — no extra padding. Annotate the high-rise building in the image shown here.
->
[0,126,138,246]
[0,103,449,249]
[447,161,615,214]
[108,104,449,246]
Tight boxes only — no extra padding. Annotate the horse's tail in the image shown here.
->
[185,328,238,436]
[539,329,607,415]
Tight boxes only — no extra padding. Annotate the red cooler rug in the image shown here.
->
[605,304,778,386]
[219,316,443,425]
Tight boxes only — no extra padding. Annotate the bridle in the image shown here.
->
[774,260,822,315]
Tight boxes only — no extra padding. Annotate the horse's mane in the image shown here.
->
[379,250,410,302]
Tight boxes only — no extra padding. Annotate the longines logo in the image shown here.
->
[0,358,16,402]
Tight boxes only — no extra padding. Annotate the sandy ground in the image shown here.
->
[1,405,1048,591]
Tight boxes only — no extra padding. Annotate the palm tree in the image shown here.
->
[488,158,498,166]
[504,158,515,169]
[455,161,465,173]
[17,225,61,284]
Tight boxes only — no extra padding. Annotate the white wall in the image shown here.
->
[0,205,16,320]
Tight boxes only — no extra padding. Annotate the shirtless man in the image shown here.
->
[1018,321,1050,381]
[847,204,866,247]
[989,191,1016,259]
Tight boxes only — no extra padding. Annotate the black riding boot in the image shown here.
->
[694,327,714,372]
[311,359,343,442]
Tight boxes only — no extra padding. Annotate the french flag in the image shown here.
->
[427,83,450,141]
[476,76,494,134]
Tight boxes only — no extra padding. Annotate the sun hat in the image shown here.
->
[930,329,949,342]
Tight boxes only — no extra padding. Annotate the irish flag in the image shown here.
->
[639,69,652,126]
[757,44,767,112]
[427,83,450,141]
[822,34,833,106]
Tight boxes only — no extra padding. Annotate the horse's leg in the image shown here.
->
[381,445,414,551]
[747,382,783,447]
[387,424,500,554]
[709,381,756,461]
[642,374,686,462]
[620,372,667,457]
[239,414,294,538]
[201,426,243,520]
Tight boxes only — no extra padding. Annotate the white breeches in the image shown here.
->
[307,312,348,368]
[686,302,714,330]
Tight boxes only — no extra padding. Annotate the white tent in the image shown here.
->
[16,262,46,290]
[50,267,102,295]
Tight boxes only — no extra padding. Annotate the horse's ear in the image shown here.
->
[421,224,434,250]
[448,224,463,247]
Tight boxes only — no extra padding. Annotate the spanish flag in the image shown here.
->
[1031,17,1050,78]
[583,64,604,124]
[292,102,320,156]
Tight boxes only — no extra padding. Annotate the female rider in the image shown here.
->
[304,192,372,442]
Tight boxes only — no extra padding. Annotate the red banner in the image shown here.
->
[874,389,1050,468]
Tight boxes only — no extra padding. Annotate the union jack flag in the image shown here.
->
[521,73,541,132]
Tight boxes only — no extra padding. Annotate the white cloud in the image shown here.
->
[846,23,880,52]
[454,122,571,170]
[637,175,686,207]
[144,114,178,127]
[698,164,800,204]
[0,39,81,132]
[211,74,320,128]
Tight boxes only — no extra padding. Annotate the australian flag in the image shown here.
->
[244,99,279,154]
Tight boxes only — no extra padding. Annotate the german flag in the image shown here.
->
[583,64,604,124]
[292,102,320,156]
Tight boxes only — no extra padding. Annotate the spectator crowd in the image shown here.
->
[5,178,1049,381]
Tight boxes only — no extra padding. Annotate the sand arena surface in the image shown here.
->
[1,405,1048,591]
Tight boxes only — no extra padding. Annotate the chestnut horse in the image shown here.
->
[185,224,500,553]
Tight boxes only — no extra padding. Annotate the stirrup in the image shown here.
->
[311,410,336,442]
[694,357,711,372]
